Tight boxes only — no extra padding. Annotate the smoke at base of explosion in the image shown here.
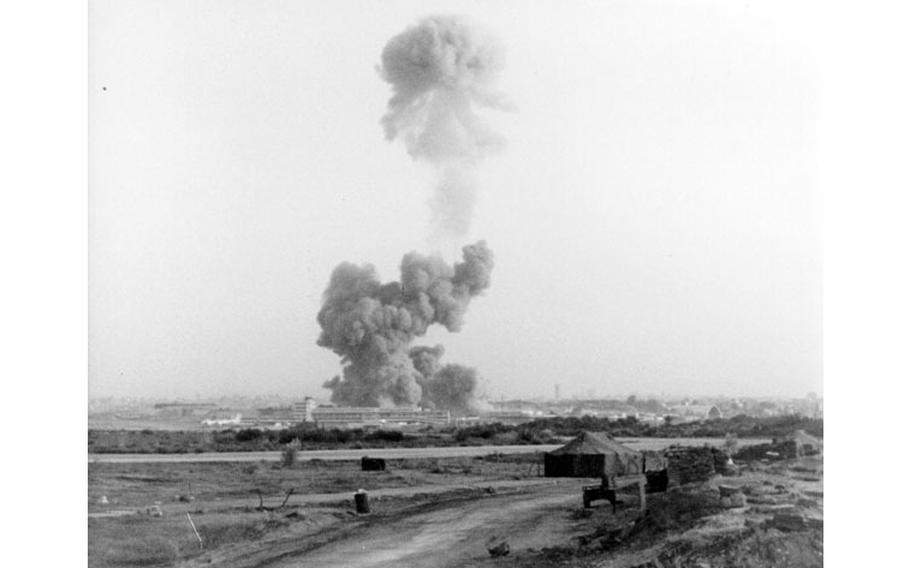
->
[316,241,493,414]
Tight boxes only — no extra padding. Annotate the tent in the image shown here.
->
[544,431,644,478]
[778,430,823,457]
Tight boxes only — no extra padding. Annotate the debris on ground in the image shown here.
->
[488,540,511,557]
[718,484,747,508]
[506,456,822,568]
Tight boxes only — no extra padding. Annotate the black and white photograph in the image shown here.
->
[82,1,831,566]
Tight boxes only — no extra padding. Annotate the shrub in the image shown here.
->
[724,433,739,454]
[235,428,262,442]
[366,430,404,443]
[281,439,301,467]
[455,423,508,441]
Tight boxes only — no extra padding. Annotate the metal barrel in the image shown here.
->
[354,490,370,514]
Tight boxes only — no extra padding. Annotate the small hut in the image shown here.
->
[544,431,643,478]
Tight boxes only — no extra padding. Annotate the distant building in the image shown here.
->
[201,414,242,427]
[201,414,293,430]
[478,411,535,425]
[669,404,722,421]
[491,400,546,414]
[636,414,665,426]
[309,406,451,428]
[240,419,293,430]
[153,402,217,418]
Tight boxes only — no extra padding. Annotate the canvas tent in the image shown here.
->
[544,431,644,478]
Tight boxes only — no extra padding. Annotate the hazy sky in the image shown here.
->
[89,0,820,400]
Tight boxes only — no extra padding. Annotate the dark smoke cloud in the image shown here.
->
[409,344,445,381]
[379,15,511,239]
[317,242,493,408]
[424,364,481,415]
[406,344,481,413]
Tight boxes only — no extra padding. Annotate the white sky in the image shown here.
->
[89,0,820,400]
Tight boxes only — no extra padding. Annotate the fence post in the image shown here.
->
[186,512,204,549]
[638,476,647,513]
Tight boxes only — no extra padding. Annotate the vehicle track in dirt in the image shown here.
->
[276,481,588,568]
[183,480,590,568]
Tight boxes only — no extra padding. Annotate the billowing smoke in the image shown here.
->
[379,15,511,239]
[424,364,481,415]
[317,242,493,410]
[409,344,445,382]
[314,16,504,412]
[407,345,482,413]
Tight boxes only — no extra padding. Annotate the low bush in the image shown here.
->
[281,439,300,467]
[454,423,510,441]
[366,429,405,443]
[235,429,262,442]
[88,414,822,454]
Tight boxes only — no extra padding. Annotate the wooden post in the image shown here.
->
[639,476,647,513]
[186,512,204,549]
[278,488,295,509]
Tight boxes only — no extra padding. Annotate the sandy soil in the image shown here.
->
[213,458,823,568]
[251,481,590,568]
[89,450,818,568]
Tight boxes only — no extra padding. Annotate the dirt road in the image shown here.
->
[89,438,769,464]
[268,481,589,568]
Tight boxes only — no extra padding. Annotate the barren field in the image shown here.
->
[89,453,821,568]
[88,438,771,464]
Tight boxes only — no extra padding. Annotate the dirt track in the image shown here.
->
[266,481,589,568]
[88,438,769,463]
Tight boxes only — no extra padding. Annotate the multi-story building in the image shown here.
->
[309,406,451,428]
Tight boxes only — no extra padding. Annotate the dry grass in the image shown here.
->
[103,536,179,566]
[88,456,539,567]
[89,515,197,567]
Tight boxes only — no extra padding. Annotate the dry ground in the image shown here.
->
[89,454,822,568]
[506,456,824,568]
[88,454,546,567]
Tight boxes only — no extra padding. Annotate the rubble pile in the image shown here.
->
[487,541,510,557]
[711,447,733,474]
[665,447,729,486]
[718,485,746,508]
[734,440,798,461]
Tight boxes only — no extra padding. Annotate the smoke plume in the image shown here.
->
[424,364,481,415]
[409,344,445,382]
[405,345,482,413]
[379,15,511,239]
[317,242,493,410]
